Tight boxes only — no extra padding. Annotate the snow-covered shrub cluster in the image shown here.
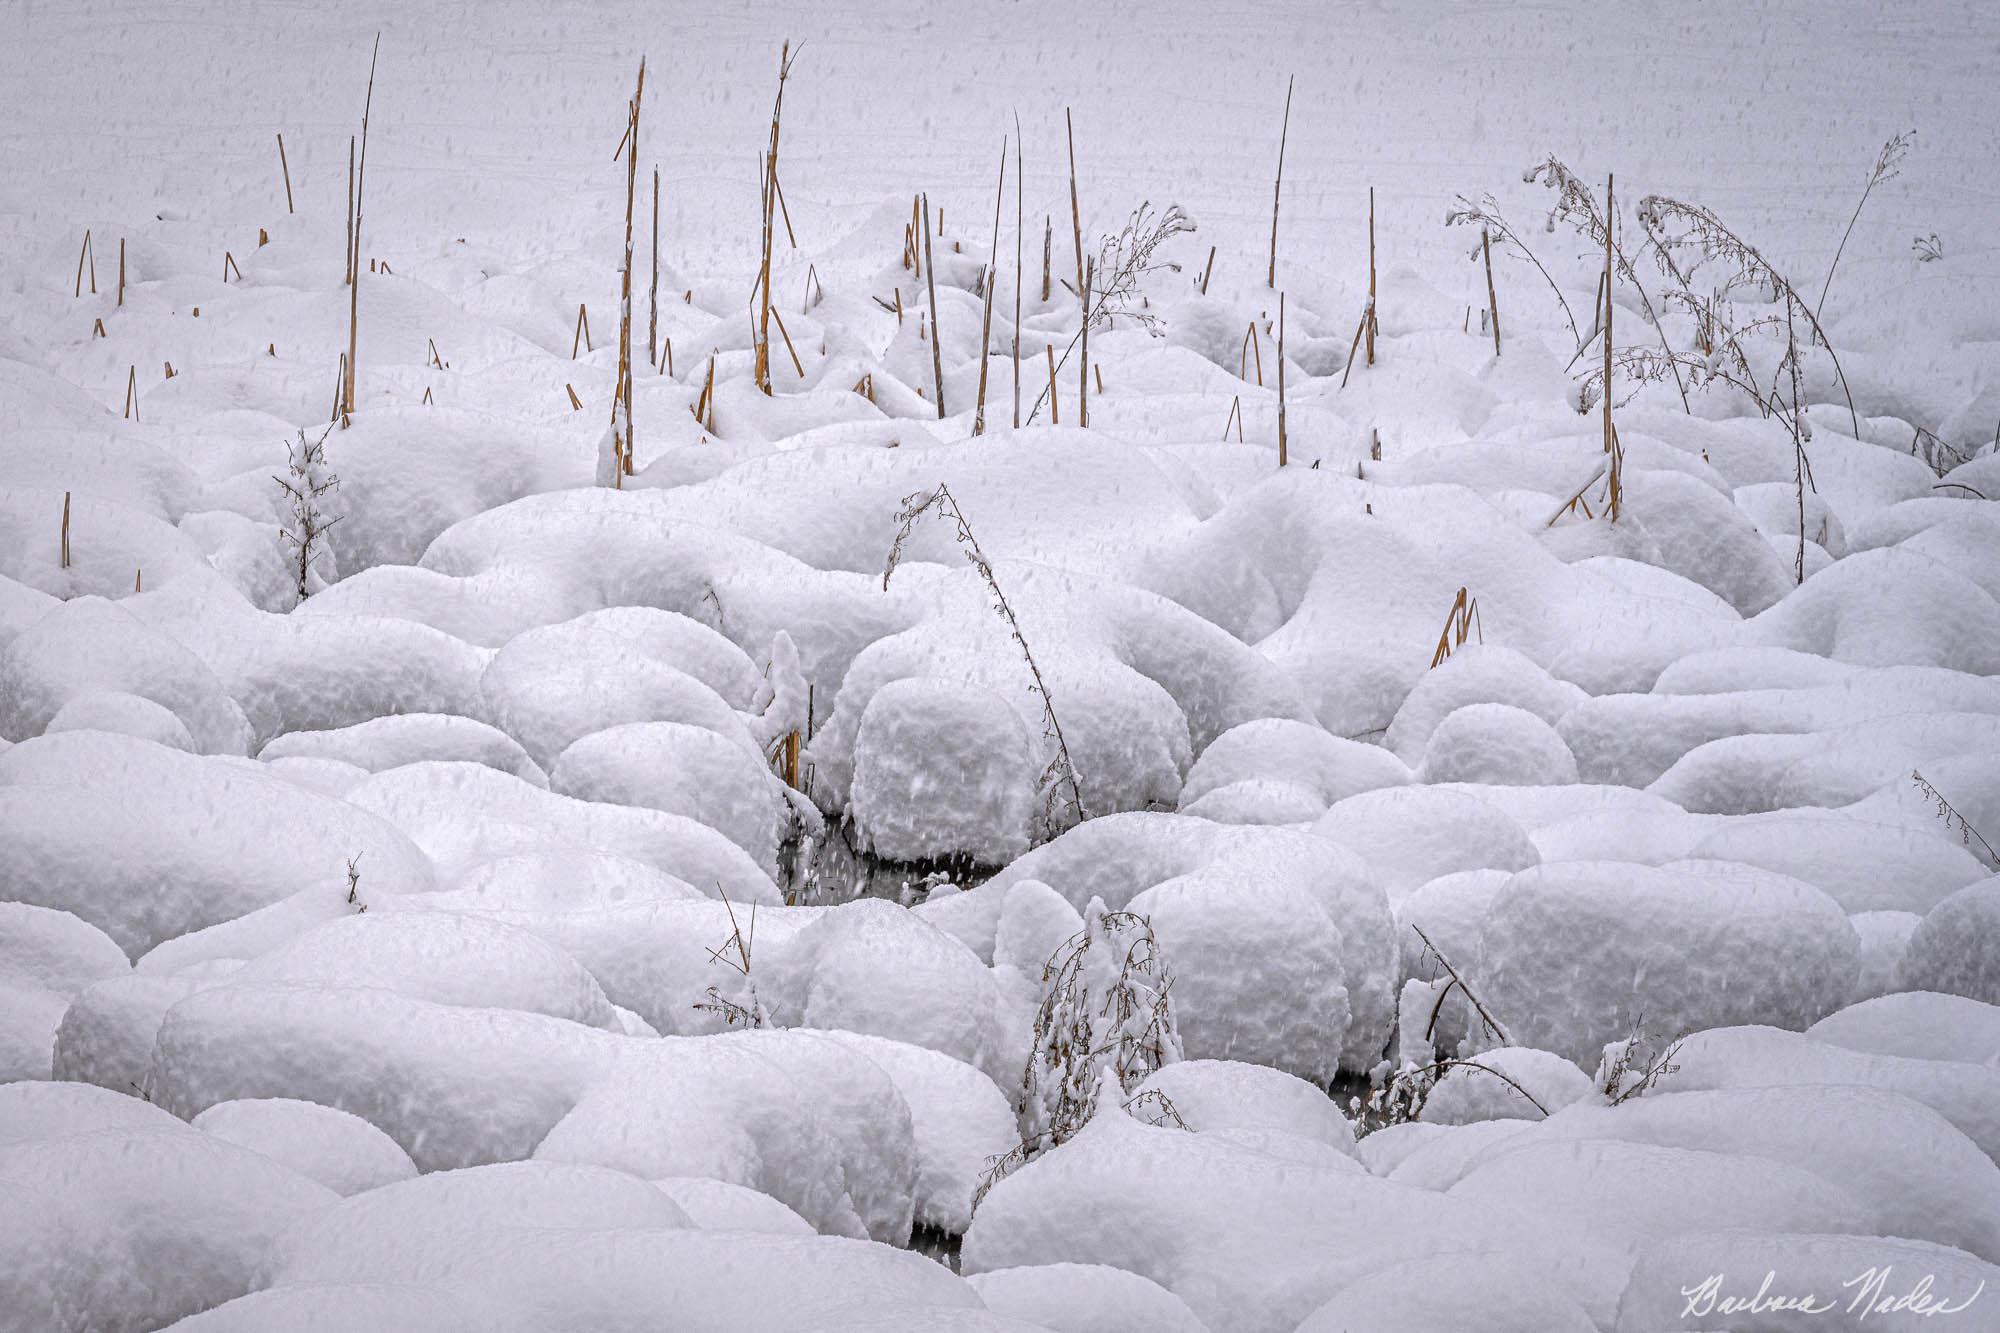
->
[4,1,2000,1328]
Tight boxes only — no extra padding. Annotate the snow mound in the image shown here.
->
[1296,1252,1597,1333]
[1421,1046,1594,1124]
[552,720,792,878]
[0,596,251,753]
[0,901,129,996]
[1383,644,1585,763]
[1313,785,1540,894]
[1807,990,2000,1066]
[1646,1025,2000,1163]
[981,814,1397,1077]
[967,1264,1208,1333]
[1419,702,1579,785]
[1688,811,1988,914]
[652,1176,815,1235]
[1177,717,1412,824]
[192,1097,418,1195]
[534,1029,919,1243]
[342,760,779,902]
[0,732,435,957]
[259,712,548,785]
[0,1116,333,1331]
[1744,547,2000,673]
[846,677,1040,865]
[1900,874,2000,1003]
[1132,1058,1357,1155]
[46,690,199,751]
[1475,861,1858,1064]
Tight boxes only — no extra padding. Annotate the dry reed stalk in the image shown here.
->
[1222,395,1242,441]
[702,355,716,429]
[60,492,71,569]
[1041,214,1052,302]
[1276,292,1287,466]
[663,336,674,377]
[1602,173,1621,522]
[922,191,945,417]
[1268,74,1293,288]
[1365,186,1377,366]
[1429,587,1482,668]
[974,137,1007,437]
[345,136,355,283]
[223,251,241,282]
[893,286,903,324]
[803,263,823,312]
[163,361,175,379]
[427,337,444,369]
[648,167,660,368]
[1013,116,1024,428]
[422,385,432,405]
[911,195,923,274]
[853,373,874,402]
[122,366,136,420]
[1340,304,1366,389]
[1094,364,1103,394]
[117,238,125,306]
[1482,229,1500,356]
[92,318,105,338]
[771,169,797,248]
[74,230,95,297]
[258,227,268,247]
[572,303,592,357]
[330,355,346,422]
[611,58,646,484]
[565,383,582,410]
[770,305,804,378]
[1078,258,1092,428]
[134,568,141,593]
[343,33,380,423]
[1065,110,1084,298]
[753,43,797,395]
[1200,245,1215,295]
[1241,321,1264,386]
[276,133,294,213]
[1046,343,1059,424]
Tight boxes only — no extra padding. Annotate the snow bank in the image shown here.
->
[1418,702,1579,785]
[967,1264,1208,1333]
[259,712,548,785]
[1807,990,2000,1066]
[1295,1253,1597,1333]
[1900,875,2000,1003]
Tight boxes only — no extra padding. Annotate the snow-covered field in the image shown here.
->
[4,0,2000,1327]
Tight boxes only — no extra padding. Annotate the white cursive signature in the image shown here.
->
[1681,1268,1985,1320]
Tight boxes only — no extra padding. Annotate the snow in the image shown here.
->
[191,1097,418,1195]
[5,0,2000,1323]
[1475,861,1859,1065]
[1901,874,2000,1003]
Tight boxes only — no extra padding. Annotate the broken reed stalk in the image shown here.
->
[754,41,796,395]
[1065,109,1083,298]
[343,32,380,423]
[1013,115,1023,429]
[922,191,945,418]
[1365,186,1377,365]
[1200,245,1215,295]
[122,365,137,420]
[611,58,646,485]
[648,167,660,369]
[1602,173,1622,522]
[565,382,582,411]
[276,133,294,213]
[770,306,804,377]
[1046,343,1059,424]
[572,303,592,357]
[1078,258,1092,429]
[1267,74,1292,288]
[1276,292,1287,466]
[222,251,241,282]
[60,492,71,569]
[1429,587,1483,668]
[1241,320,1263,386]
[1222,395,1242,441]
[974,137,1006,437]
[75,230,96,297]
[1482,229,1500,356]
[117,238,125,307]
